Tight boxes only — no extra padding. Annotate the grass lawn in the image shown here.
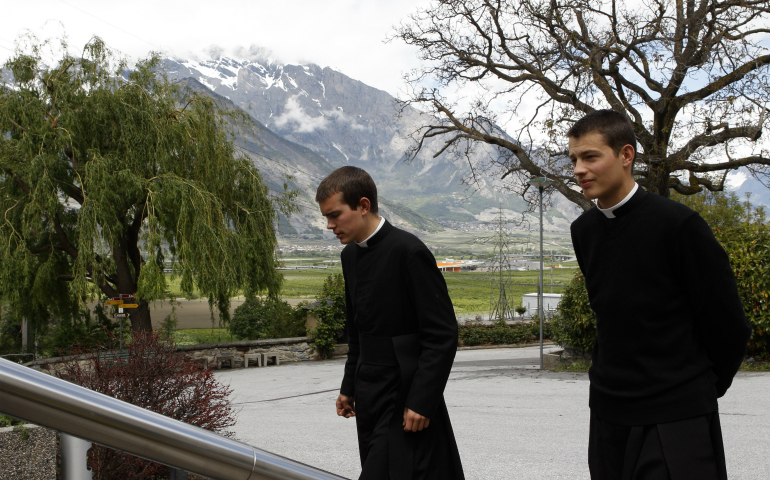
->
[163,263,343,299]
[551,361,591,373]
[169,328,236,345]
[163,263,579,320]
[279,269,342,298]
[280,266,578,317]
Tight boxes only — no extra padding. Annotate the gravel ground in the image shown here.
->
[218,345,770,480]
[0,424,57,480]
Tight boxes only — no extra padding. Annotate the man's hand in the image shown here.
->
[336,394,355,418]
[403,408,430,432]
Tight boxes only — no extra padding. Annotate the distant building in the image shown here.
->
[436,259,483,272]
[521,293,563,318]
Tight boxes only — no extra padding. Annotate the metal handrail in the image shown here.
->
[0,358,348,480]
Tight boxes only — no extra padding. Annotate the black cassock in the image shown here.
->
[340,220,464,480]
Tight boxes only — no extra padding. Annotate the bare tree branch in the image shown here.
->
[394,0,770,209]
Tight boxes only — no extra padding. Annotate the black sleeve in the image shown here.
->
[676,214,751,397]
[404,245,458,419]
[340,253,359,397]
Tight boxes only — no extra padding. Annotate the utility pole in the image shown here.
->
[21,317,30,354]
[550,248,553,293]
[528,177,553,370]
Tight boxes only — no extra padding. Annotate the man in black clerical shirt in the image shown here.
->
[316,166,464,480]
[568,110,751,480]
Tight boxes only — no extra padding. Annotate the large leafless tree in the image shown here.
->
[395,0,770,210]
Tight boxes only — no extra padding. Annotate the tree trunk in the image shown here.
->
[130,300,153,333]
[640,157,671,198]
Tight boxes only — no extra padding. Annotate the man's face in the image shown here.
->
[319,192,366,245]
[568,131,634,208]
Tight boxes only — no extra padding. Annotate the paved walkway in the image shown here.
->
[216,345,770,479]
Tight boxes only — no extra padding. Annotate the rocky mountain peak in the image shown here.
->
[163,51,577,234]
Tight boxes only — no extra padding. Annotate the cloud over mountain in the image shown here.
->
[164,53,577,234]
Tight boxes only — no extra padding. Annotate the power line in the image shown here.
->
[58,0,159,50]
[0,36,14,53]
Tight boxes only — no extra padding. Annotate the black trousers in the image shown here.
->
[588,411,727,480]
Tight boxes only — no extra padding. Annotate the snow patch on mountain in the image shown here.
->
[163,51,583,232]
[332,143,349,162]
[179,60,238,90]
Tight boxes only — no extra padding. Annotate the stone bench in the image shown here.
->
[195,356,215,369]
[262,352,280,366]
[244,354,262,368]
[217,355,235,369]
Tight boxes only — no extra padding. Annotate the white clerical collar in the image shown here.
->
[598,183,638,219]
[356,216,385,247]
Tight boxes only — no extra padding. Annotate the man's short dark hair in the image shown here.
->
[316,166,378,214]
[567,109,637,166]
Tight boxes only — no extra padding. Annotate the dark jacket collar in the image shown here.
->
[359,219,393,249]
[612,186,648,218]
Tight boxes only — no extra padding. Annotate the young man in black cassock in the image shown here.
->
[568,110,751,480]
[316,166,464,480]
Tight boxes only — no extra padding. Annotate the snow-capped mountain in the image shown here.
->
[163,54,575,233]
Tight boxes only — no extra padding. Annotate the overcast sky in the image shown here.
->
[0,0,431,96]
[1,0,762,192]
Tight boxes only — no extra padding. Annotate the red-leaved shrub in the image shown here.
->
[59,331,235,479]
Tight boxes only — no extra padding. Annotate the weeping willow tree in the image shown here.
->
[0,37,293,333]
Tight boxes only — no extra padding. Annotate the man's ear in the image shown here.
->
[359,197,371,216]
[621,144,635,169]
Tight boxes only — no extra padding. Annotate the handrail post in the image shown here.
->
[170,468,189,479]
[61,433,93,480]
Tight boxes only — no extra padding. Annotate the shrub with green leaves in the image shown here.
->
[0,415,22,427]
[230,297,275,340]
[714,223,770,357]
[457,318,551,347]
[675,192,769,357]
[0,302,125,358]
[229,297,304,340]
[271,301,308,339]
[552,271,597,354]
[310,274,346,359]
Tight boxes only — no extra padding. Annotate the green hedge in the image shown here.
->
[229,298,307,340]
[551,272,596,354]
[310,274,347,359]
[714,223,770,357]
[458,319,552,347]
